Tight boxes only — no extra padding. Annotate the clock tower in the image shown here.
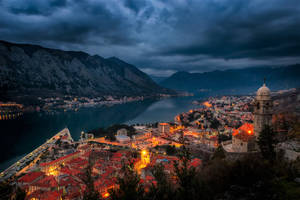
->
[253,80,273,138]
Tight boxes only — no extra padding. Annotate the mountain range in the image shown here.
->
[0,40,173,102]
[160,65,300,95]
[1,40,299,102]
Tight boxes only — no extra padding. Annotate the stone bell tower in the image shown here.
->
[253,79,273,138]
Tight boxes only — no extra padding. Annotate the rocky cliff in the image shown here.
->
[0,40,172,101]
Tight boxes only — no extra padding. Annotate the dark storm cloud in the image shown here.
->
[0,0,299,76]
[160,1,300,60]
[124,0,147,14]
[8,0,67,15]
[0,0,139,46]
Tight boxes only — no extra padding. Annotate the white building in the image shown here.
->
[116,135,131,143]
[117,128,128,136]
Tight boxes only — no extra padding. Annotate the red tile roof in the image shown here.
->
[61,135,68,140]
[59,176,80,187]
[190,158,201,168]
[145,175,155,181]
[73,171,86,180]
[64,189,82,199]
[18,171,45,183]
[139,179,145,184]
[60,166,72,175]
[82,150,92,158]
[40,151,80,167]
[93,162,102,169]
[112,152,122,158]
[232,123,255,142]
[26,189,63,200]
[67,157,89,169]
[32,175,57,188]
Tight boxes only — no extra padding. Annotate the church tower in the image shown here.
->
[253,80,273,138]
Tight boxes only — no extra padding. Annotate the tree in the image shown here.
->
[288,122,300,140]
[218,133,231,143]
[82,156,100,200]
[12,187,26,200]
[173,146,198,200]
[212,145,226,160]
[210,118,220,129]
[0,181,13,200]
[147,164,174,200]
[257,125,278,162]
[0,181,26,200]
[110,162,144,200]
[166,145,176,155]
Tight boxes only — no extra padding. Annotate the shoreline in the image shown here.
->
[1,93,191,115]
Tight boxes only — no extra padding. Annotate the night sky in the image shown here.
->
[1,0,300,77]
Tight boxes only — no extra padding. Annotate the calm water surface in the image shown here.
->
[0,96,204,171]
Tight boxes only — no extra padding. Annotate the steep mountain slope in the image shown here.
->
[0,40,172,100]
[160,65,300,95]
[149,75,167,84]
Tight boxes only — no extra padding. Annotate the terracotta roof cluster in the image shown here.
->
[31,175,57,188]
[148,155,180,173]
[61,135,69,140]
[26,189,63,200]
[18,171,45,184]
[19,146,200,200]
[92,151,130,193]
[40,151,80,167]
[140,175,157,187]
[66,157,88,169]
[59,176,85,198]
[189,158,201,168]
[19,151,87,199]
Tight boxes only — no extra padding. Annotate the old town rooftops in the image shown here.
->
[31,175,57,188]
[190,158,201,168]
[26,189,63,200]
[18,171,45,183]
[39,151,80,167]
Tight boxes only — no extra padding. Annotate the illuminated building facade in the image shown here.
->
[158,123,170,135]
[232,123,255,152]
[132,131,151,140]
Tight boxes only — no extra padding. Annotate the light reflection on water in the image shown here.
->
[0,112,23,120]
[0,96,204,171]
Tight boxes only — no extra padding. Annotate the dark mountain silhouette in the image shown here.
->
[160,65,300,95]
[0,40,173,101]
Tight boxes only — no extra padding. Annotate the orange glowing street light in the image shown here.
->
[102,192,110,198]
[142,150,147,155]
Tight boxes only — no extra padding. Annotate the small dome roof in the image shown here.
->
[257,83,271,96]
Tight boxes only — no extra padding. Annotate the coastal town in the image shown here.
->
[0,95,169,115]
[1,83,299,200]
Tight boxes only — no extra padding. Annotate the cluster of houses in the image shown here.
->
[16,140,201,200]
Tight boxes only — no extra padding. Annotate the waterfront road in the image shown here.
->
[0,128,73,181]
